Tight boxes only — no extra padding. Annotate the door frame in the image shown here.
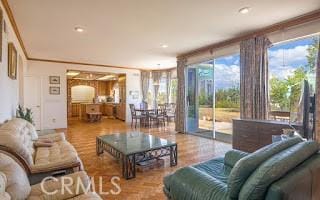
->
[184,64,215,138]
[24,75,43,130]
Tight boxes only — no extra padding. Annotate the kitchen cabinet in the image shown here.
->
[106,80,116,96]
[71,103,81,117]
[97,81,107,96]
[100,104,114,116]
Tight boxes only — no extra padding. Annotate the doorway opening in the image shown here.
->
[185,54,240,143]
[66,70,126,123]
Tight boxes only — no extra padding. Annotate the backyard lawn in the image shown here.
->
[199,107,240,122]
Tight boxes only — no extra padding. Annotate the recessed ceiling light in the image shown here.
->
[238,7,251,14]
[161,44,168,48]
[74,27,85,32]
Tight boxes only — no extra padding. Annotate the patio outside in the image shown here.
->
[199,107,240,135]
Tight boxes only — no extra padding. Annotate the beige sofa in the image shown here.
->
[0,118,82,181]
[0,152,101,200]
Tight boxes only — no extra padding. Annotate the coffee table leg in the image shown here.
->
[170,145,178,166]
[122,154,136,179]
[96,138,103,155]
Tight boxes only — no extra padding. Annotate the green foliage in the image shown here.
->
[17,105,34,124]
[199,91,213,106]
[269,37,319,111]
[215,87,240,108]
[306,38,319,73]
[270,68,306,111]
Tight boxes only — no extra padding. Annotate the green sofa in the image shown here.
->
[163,137,320,200]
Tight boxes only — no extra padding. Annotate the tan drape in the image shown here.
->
[240,36,271,120]
[175,57,187,133]
[166,70,172,103]
[140,71,150,102]
[315,39,320,142]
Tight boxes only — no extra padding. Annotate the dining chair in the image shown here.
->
[150,107,166,127]
[166,103,176,123]
[129,104,146,128]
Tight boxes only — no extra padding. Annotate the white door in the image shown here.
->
[24,76,41,130]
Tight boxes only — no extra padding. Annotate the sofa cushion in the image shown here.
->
[70,192,102,200]
[224,149,249,168]
[0,119,35,164]
[38,132,66,142]
[0,172,10,200]
[228,137,302,199]
[0,153,31,199]
[164,166,229,200]
[193,157,232,184]
[265,152,320,200]
[239,141,319,200]
[25,120,38,141]
[33,140,79,171]
[28,171,91,200]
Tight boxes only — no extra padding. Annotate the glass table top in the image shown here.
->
[97,132,176,155]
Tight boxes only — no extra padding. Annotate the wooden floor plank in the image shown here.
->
[60,118,231,200]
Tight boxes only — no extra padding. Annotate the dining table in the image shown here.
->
[134,108,158,127]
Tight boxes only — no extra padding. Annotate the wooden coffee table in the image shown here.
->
[96,132,178,179]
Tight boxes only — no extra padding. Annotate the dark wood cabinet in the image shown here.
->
[116,75,126,121]
[232,119,302,152]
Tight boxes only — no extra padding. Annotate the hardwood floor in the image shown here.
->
[61,118,231,200]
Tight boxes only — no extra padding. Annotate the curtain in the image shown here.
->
[175,57,187,133]
[240,36,271,120]
[140,71,150,102]
[315,39,320,142]
[166,70,172,103]
[152,71,162,108]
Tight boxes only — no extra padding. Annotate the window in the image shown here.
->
[268,35,319,121]
[157,74,167,105]
[214,54,240,134]
[169,78,177,103]
[146,76,154,108]
[145,70,178,107]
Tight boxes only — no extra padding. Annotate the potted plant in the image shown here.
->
[16,105,34,125]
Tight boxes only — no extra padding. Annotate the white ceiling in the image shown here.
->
[8,0,320,69]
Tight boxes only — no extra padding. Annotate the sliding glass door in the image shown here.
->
[185,54,240,142]
[214,54,240,142]
[186,61,214,138]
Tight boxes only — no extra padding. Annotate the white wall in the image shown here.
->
[26,60,141,129]
[0,2,28,123]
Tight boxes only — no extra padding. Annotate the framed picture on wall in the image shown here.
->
[49,76,60,84]
[8,43,17,80]
[49,86,60,95]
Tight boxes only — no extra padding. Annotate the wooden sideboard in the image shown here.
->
[232,119,303,152]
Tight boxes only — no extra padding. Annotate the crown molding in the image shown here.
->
[1,0,28,58]
[28,57,145,70]
[2,0,167,71]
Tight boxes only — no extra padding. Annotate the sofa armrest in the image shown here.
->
[29,171,91,199]
[38,132,65,142]
[163,166,228,200]
[224,149,249,168]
